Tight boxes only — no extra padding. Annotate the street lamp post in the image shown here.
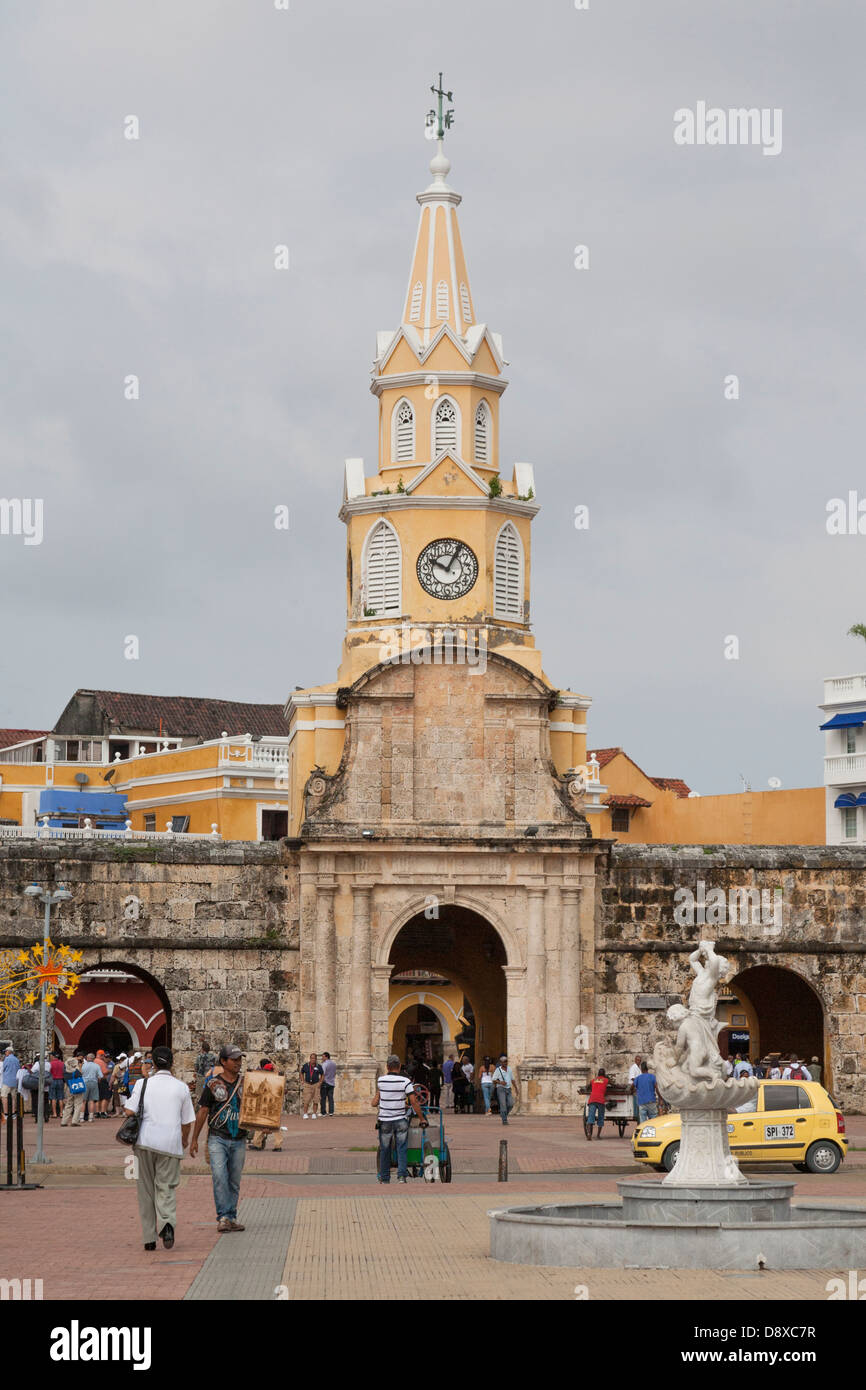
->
[23,883,73,1165]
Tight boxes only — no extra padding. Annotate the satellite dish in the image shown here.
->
[74,773,90,786]
[768,777,782,789]
[688,790,701,798]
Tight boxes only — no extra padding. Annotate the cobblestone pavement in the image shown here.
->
[2,1112,863,1301]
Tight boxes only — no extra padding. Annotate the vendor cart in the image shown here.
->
[386,1084,452,1182]
[583,1085,632,1138]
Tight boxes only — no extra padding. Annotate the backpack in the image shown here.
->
[789,1066,803,1081]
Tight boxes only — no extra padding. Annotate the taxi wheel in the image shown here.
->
[804,1140,842,1174]
[652,1164,666,1173]
[662,1141,680,1173]
[793,1162,809,1172]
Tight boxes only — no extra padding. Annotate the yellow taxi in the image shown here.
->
[632,1080,848,1175]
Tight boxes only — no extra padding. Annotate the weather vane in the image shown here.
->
[426,73,455,142]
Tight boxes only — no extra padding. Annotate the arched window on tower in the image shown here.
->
[433,397,459,455]
[363,519,402,617]
[392,399,415,462]
[493,522,524,623]
[409,281,423,322]
[436,280,449,320]
[474,401,491,465]
[460,283,472,324]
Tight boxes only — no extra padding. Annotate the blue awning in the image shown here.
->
[820,711,866,730]
[37,789,128,825]
[834,792,866,808]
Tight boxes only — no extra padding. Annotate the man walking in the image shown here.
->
[61,1056,87,1127]
[371,1054,427,1184]
[1,1047,20,1108]
[491,1054,514,1125]
[320,1052,337,1117]
[633,1061,660,1123]
[300,1053,323,1119]
[124,1044,195,1251]
[80,1053,102,1122]
[193,1039,216,1103]
[442,1054,455,1111]
[189,1044,248,1233]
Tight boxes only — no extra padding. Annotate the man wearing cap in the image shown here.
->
[124,1044,195,1251]
[189,1044,248,1233]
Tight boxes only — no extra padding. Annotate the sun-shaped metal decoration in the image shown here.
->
[0,940,82,1025]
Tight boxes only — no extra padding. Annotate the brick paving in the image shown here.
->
[2,1112,864,1302]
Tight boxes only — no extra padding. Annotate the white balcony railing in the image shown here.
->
[218,738,289,773]
[824,674,866,703]
[824,753,866,785]
[0,818,221,842]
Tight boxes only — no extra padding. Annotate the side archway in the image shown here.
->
[723,965,826,1081]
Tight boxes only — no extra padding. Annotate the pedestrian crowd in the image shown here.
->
[1,1044,154,1126]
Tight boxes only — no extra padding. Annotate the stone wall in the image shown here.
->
[597,845,866,1113]
[0,840,300,1099]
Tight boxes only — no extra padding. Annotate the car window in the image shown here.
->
[795,1086,812,1110]
[762,1084,800,1112]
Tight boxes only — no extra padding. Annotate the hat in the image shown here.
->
[117,1053,128,1062]
[219,1044,243,1061]
[133,1052,142,1060]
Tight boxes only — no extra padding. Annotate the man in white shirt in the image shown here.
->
[722,1056,734,1077]
[627,1055,642,1121]
[124,1044,195,1251]
[768,1064,782,1080]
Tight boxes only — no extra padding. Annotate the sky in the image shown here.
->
[2,0,865,793]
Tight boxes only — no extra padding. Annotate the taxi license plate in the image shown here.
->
[764,1124,795,1140]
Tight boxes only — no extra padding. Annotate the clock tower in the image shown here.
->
[336,120,543,686]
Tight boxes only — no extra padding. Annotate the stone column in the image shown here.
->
[524,888,547,1062]
[348,885,373,1061]
[371,964,394,1066]
[315,882,337,1052]
[558,886,581,1062]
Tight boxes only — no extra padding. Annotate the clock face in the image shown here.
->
[416,538,479,599]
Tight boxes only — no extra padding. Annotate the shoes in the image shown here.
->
[159,1223,175,1250]
[397,1176,408,1183]
[311,1114,317,1119]
[144,1242,156,1251]
[87,1117,94,1123]
[224,1219,245,1231]
[303,1113,309,1119]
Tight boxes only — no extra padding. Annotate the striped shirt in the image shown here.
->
[377,1073,415,1122]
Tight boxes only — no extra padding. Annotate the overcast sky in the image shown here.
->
[2,0,865,792]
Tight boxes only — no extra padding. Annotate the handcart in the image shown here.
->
[387,1085,452,1182]
[583,1085,631,1138]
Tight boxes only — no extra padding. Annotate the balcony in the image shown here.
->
[824,753,866,786]
[217,738,289,777]
[823,674,866,704]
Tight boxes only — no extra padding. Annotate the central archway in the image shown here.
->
[387,906,508,1070]
[721,965,826,1082]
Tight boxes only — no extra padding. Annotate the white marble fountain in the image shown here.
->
[489,941,866,1269]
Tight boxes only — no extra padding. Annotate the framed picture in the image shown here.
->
[239,1071,284,1130]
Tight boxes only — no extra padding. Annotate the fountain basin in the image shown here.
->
[489,1179,866,1269]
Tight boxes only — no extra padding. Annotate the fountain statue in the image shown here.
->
[652,940,758,1185]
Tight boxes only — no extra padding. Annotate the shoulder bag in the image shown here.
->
[116,1076,148,1146]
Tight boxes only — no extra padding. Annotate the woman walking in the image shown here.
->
[479,1058,495,1115]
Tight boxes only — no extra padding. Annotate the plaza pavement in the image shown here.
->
[2,1110,864,1301]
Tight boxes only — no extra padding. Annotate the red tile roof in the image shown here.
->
[650,777,691,798]
[604,794,653,808]
[588,748,621,769]
[63,690,288,740]
[0,729,49,750]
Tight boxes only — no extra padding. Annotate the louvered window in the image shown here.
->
[460,283,472,323]
[364,520,401,616]
[409,281,423,322]
[392,400,415,462]
[433,398,458,454]
[436,280,449,319]
[474,401,490,464]
[493,522,523,622]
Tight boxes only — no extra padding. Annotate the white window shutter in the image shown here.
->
[434,398,458,454]
[409,281,423,322]
[364,521,401,615]
[460,283,472,324]
[393,401,414,462]
[436,280,449,319]
[474,402,490,464]
[493,523,522,622]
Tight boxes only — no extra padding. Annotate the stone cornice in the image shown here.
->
[370,371,507,397]
[338,494,540,522]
